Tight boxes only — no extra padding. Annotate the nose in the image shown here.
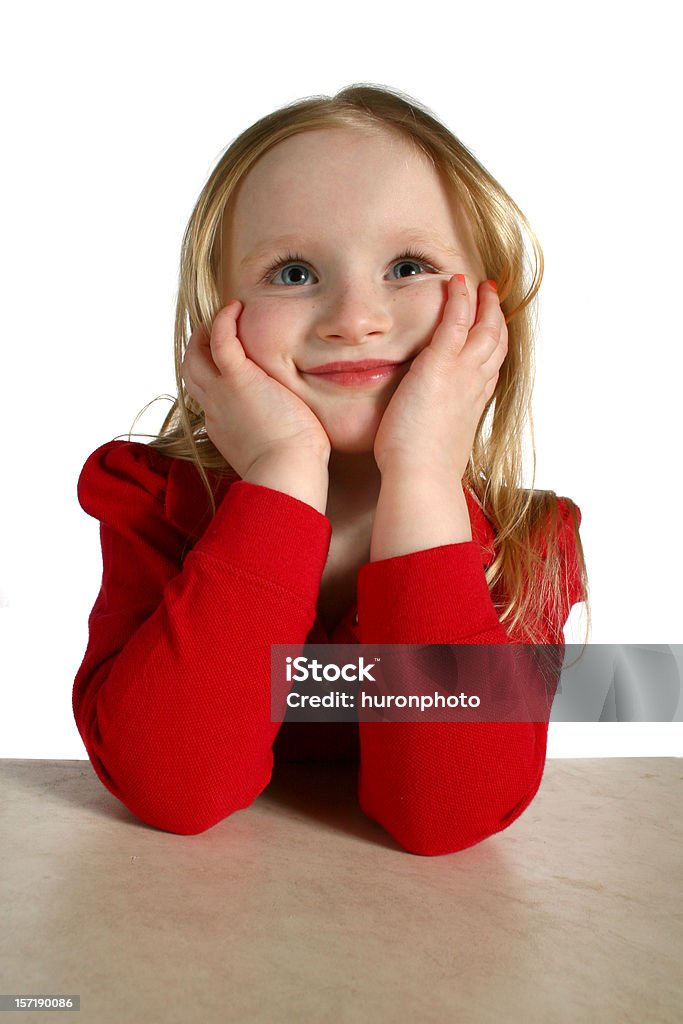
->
[315,278,393,346]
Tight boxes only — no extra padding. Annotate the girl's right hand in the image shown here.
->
[181,300,331,478]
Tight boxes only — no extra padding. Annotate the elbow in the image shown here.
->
[362,752,546,858]
[85,749,273,836]
[376,812,494,858]
[139,788,263,836]
[378,785,542,857]
[127,775,272,836]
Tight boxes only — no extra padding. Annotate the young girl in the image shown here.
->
[73,83,589,856]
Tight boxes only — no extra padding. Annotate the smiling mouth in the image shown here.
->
[301,360,411,388]
[303,359,407,374]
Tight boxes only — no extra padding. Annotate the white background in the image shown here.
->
[1,0,681,757]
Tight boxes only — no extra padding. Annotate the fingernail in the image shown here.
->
[455,274,466,283]
[487,279,498,292]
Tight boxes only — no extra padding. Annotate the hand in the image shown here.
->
[181,300,331,478]
[372,276,508,479]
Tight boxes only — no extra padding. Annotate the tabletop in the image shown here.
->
[1,756,681,1023]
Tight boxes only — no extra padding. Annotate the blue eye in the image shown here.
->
[260,248,439,287]
[259,251,313,286]
[271,259,313,286]
[393,258,430,282]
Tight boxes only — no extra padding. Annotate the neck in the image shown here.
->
[326,449,382,524]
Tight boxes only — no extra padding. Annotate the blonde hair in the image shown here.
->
[123,82,590,647]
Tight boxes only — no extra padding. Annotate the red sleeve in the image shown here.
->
[73,440,331,835]
[354,499,583,856]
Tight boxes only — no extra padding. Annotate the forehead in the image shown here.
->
[226,126,459,237]
[239,124,433,186]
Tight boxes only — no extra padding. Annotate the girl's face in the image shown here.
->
[220,126,486,454]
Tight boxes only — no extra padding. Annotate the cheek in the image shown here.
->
[236,302,298,365]
[398,279,459,338]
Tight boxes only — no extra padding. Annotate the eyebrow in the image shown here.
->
[239,230,465,268]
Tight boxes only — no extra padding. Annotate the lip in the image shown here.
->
[303,359,405,373]
[302,359,410,388]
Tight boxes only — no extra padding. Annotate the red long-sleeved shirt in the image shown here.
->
[73,439,584,855]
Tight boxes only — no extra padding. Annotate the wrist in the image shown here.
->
[243,448,330,514]
[370,469,472,561]
[377,453,464,483]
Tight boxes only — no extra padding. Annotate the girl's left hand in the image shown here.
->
[373,276,508,479]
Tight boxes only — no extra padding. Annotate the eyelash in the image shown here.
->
[258,247,440,286]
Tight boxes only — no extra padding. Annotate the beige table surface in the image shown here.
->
[0,756,681,1024]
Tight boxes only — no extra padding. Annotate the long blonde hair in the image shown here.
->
[123,82,590,646]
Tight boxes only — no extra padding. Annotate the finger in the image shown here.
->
[182,324,220,387]
[180,353,207,409]
[483,370,500,403]
[474,279,504,335]
[180,350,204,406]
[429,274,471,353]
[478,319,508,381]
[209,300,245,373]
[463,283,506,362]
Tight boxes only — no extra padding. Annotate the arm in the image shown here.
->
[356,459,581,856]
[73,441,330,835]
[369,462,473,560]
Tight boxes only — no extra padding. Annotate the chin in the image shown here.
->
[322,411,383,455]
